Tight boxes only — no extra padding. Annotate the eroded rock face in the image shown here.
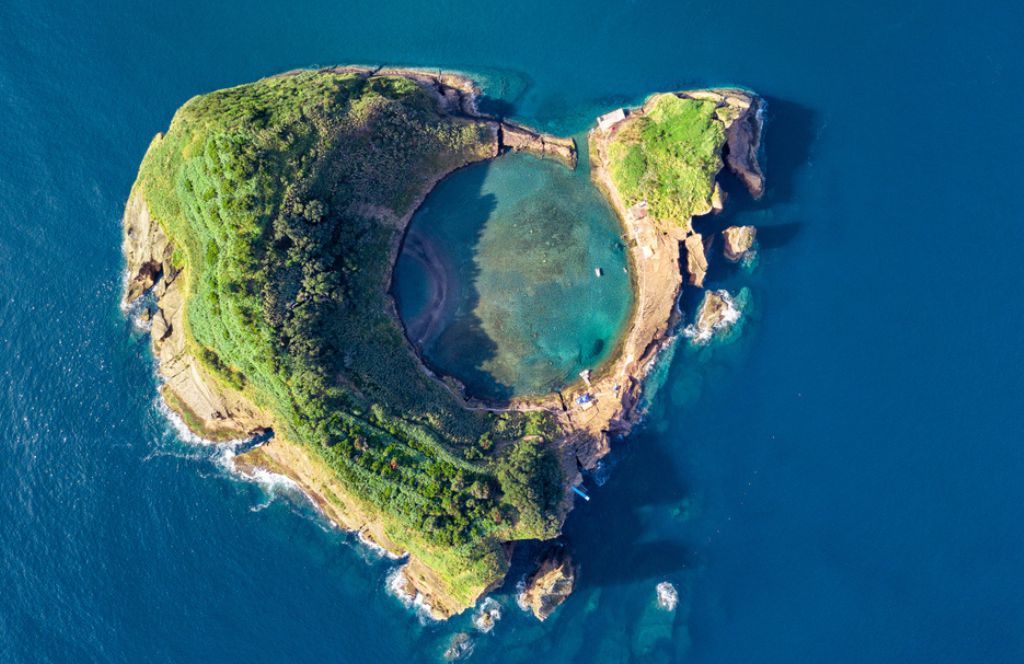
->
[684,232,708,287]
[122,183,269,441]
[723,95,765,198]
[518,545,577,621]
[722,225,756,261]
[122,183,171,305]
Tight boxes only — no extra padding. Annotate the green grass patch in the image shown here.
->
[607,94,728,224]
[135,71,564,599]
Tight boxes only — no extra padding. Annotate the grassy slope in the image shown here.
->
[135,71,562,605]
[606,94,731,224]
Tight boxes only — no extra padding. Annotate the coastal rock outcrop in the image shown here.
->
[656,581,679,611]
[499,122,577,167]
[443,633,474,661]
[684,232,709,287]
[517,545,577,621]
[724,95,765,198]
[687,290,740,344]
[122,182,170,304]
[722,225,757,261]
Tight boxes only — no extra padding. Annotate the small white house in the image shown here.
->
[597,108,627,132]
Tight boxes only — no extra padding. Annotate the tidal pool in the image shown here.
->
[393,151,633,399]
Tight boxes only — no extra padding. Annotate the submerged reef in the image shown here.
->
[122,66,764,619]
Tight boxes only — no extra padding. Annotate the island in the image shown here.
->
[121,66,764,620]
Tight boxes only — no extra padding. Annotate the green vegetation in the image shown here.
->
[606,94,728,224]
[134,70,564,604]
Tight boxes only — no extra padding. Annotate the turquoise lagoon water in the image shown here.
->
[2,0,1023,662]
[393,152,632,399]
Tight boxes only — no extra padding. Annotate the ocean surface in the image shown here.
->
[393,151,632,399]
[1,0,1022,662]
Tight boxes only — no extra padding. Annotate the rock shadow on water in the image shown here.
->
[691,95,818,278]
[761,96,818,207]
[561,440,696,590]
[395,160,515,402]
[395,151,632,402]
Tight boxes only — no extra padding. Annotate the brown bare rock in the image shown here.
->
[689,290,740,343]
[711,182,726,213]
[499,122,577,168]
[723,95,765,198]
[122,178,268,441]
[723,225,757,261]
[684,232,709,287]
[122,182,170,305]
[518,545,577,621]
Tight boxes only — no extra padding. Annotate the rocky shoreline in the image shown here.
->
[122,68,764,621]
[550,89,765,470]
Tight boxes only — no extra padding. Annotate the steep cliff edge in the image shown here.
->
[124,181,267,441]
[122,68,577,619]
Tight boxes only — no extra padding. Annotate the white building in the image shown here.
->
[597,108,627,132]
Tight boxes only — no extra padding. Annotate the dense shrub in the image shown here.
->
[136,71,563,600]
[607,94,727,224]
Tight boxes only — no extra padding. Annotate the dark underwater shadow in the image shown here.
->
[570,437,696,589]
[691,95,817,283]
[474,66,535,120]
[516,95,820,593]
[761,96,817,207]
[392,159,515,402]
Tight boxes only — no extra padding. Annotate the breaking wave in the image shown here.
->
[386,565,440,623]
[684,289,742,345]
[656,581,679,611]
[472,597,502,633]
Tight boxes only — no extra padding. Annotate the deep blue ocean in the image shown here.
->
[2,0,1022,661]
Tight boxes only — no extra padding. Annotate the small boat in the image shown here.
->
[572,486,591,502]
[595,267,603,277]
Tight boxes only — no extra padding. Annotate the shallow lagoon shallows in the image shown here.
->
[393,151,633,400]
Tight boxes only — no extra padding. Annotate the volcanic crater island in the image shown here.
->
[122,66,765,620]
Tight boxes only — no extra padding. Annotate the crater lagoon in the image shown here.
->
[393,151,633,400]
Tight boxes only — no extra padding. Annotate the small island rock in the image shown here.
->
[443,632,474,661]
[687,289,740,344]
[722,225,756,262]
[656,581,679,611]
[518,546,577,621]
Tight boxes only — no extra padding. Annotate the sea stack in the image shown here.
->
[723,225,757,261]
[518,546,577,621]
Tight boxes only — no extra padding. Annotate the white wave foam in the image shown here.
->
[443,632,475,661]
[386,565,440,622]
[472,597,502,633]
[656,581,679,611]
[131,312,153,332]
[151,395,323,518]
[684,290,742,346]
[741,248,759,270]
[514,578,531,613]
[356,530,402,560]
